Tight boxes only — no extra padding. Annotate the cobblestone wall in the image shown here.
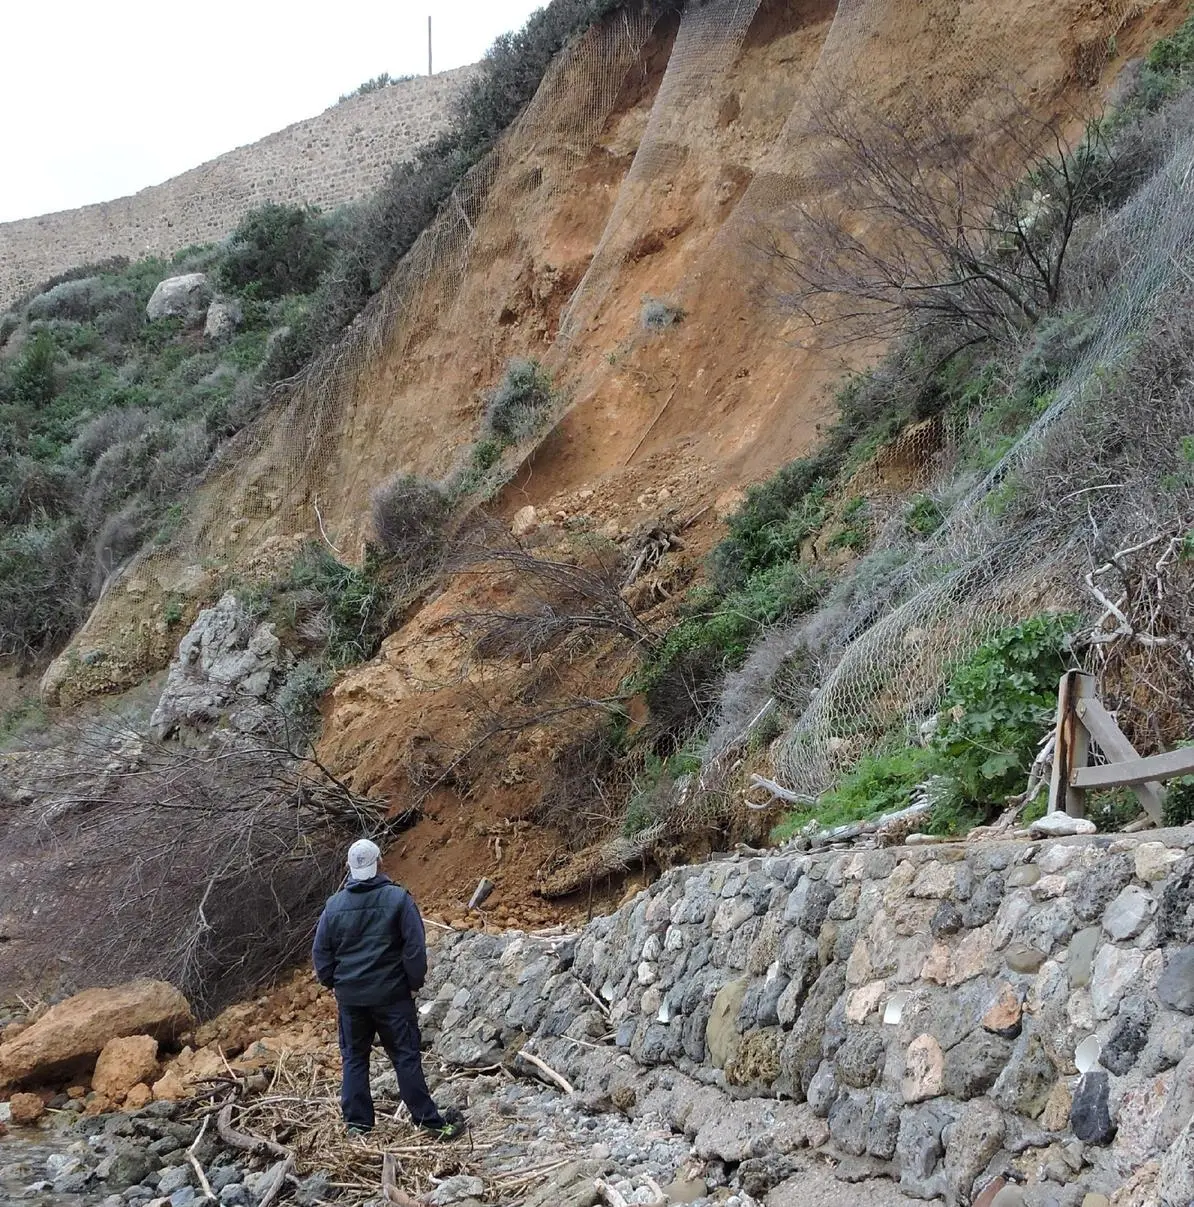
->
[0,69,474,309]
[422,829,1194,1206]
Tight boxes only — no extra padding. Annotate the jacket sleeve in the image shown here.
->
[312,908,336,989]
[397,891,428,993]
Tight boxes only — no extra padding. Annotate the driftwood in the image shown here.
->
[186,1115,216,1203]
[381,1153,424,1207]
[468,877,495,910]
[215,1102,291,1160]
[595,1178,631,1207]
[515,1048,576,1095]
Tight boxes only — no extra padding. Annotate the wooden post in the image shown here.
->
[1047,671,1094,817]
[428,15,433,76]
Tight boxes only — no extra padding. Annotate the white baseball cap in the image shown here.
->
[347,838,381,881]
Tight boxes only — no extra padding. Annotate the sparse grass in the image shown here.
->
[640,296,685,329]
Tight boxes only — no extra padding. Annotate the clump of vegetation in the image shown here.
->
[483,357,556,444]
[640,296,685,329]
[282,544,395,669]
[0,235,324,660]
[770,613,1079,840]
[216,204,331,300]
[338,72,414,103]
[370,473,451,571]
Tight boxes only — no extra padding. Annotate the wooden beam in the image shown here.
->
[1048,671,1094,817]
[1075,698,1165,823]
[1072,745,1194,790]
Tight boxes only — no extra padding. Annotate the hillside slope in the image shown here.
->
[19,0,1194,928]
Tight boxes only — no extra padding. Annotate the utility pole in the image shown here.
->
[428,15,433,76]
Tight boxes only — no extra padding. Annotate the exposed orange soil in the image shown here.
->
[35,0,1193,928]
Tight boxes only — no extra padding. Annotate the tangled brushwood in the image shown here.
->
[0,712,391,1016]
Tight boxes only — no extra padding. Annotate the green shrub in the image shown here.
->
[931,613,1077,807]
[10,331,58,405]
[338,72,413,102]
[771,613,1079,839]
[0,521,81,658]
[284,544,394,668]
[276,658,334,730]
[483,358,556,444]
[1164,773,1194,827]
[216,204,331,300]
[826,495,870,552]
[905,495,944,537]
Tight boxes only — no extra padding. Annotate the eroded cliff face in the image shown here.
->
[35,0,1191,916]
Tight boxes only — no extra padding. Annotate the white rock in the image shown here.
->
[1037,844,1079,874]
[203,299,242,340]
[1029,813,1097,837]
[146,273,212,322]
[1102,885,1155,941]
[1134,842,1183,882]
[1090,944,1145,1020]
[636,961,658,986]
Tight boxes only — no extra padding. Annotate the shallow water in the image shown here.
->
[0,1123,108,1205]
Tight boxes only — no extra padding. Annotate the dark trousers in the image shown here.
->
[336,998,442,1129]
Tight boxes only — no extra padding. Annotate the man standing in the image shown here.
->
[312,839,464,1139]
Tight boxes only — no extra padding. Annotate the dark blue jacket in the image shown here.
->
[311,874,428,1007]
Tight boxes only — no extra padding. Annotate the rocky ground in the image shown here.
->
[0,1058,927,1207]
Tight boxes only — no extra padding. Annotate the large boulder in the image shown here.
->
[92,1034,160,1099]
[0,980,192,1088]
[149,594,288,740]
[146,273,212,322]
[204,299,243,341]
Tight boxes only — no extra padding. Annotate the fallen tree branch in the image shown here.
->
[216,1102,291,1161]
[515,1048,576,1095]
[747,774,817,807]
[186,1115,215,1203]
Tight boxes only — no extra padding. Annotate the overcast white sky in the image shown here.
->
[0,0,543,223]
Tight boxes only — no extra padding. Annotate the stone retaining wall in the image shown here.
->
[421,830,1194,1206]
[0,69,474,309]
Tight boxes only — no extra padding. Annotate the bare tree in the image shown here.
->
[766,89,1119,344]
[0,705,393,1015]
[446,524,659,661]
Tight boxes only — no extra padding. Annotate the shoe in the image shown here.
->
[346,1124,372,1136]
[420,1117,466,1142]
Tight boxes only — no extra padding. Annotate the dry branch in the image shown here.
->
[216,1102,291,1161]
[186,1115,216,1203]
[514,1048,576,1095]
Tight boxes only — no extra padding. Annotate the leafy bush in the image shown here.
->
[0,521,81,657]
[276,658,334,730]
[905,494,944,537]
[0,250,294,657]
[931,613,1078,808]
[283,544,394,668]
[483,358,555,444]
[370,473,451,570]
[338,73,413,102]
[9,331,57,405]
[771,613,1079,839]
[216,204,332,300]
